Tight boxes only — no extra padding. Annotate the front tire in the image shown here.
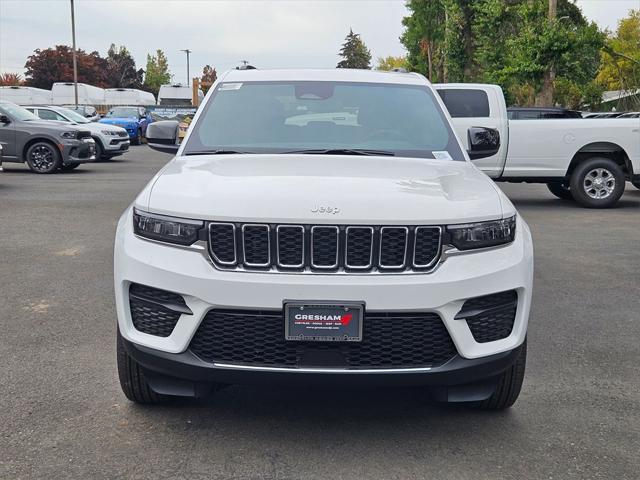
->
[569,157,625,208]
[117,328,161,404]
[94,139,104,161]
[25,141,61,174]
[546,182,573,200]
[476,340,527,411]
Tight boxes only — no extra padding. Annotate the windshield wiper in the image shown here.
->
[184,149,251,156]
[283,148,395,156]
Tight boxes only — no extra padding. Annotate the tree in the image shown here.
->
[24,45,108,89]
[401,0,604,106]
[0,73,24,86]
[337,29,371,69]
[401,0,446,81]
[376,55,409,71]
[105,44,143,89]
[143,50,171,97]
[201,65,217,95]
[596,10,640,92]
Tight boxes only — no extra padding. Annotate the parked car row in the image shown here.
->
[0,100,149,173]
[24,105,130,160]
[0,101,96,173]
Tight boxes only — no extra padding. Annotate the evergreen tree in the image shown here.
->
[337,29,372,69]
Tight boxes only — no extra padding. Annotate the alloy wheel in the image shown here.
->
[583,168,615,200]
[30,145,55,172]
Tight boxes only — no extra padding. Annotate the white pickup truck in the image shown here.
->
[435,83,640,208]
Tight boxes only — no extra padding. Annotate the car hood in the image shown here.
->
[80,122,126,133]
[100,117,137,124]
[142,154,507,224]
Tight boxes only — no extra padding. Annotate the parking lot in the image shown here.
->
[1,146,639,479]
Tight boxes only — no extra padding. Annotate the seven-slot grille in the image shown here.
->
[208,222,442,273]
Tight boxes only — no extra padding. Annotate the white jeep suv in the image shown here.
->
[115,69,533,410]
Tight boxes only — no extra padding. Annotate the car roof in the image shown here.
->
[220,68,428,85]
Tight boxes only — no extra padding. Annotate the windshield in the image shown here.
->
[56,107,90,123]
[184,81,464,160]
[0,102,39,121]
[106,107,139,118]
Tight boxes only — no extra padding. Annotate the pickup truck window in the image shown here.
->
[185,81,464,161]
[437,89,490,118]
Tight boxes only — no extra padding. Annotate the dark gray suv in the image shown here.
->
[0,101,95,173]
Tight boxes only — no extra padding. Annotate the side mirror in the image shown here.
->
[146,120,180,154]
[0,114,10,124]
[467,127,500,160]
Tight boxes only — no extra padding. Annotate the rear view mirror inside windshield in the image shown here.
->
[295,83,335,100]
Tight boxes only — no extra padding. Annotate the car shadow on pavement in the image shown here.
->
[128,384,520,424]
[509,196,640,209]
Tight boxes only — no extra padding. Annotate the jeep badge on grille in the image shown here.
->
[311,206,341,214]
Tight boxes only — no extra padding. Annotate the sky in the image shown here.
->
[0,0,638,82]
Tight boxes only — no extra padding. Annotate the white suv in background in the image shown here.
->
[26,105,130,160]
[115,69,533,410]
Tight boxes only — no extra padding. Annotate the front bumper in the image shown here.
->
[61,137,96,164]
[124,335,525,399]
[103,137,130,154]
[115,206,533,376]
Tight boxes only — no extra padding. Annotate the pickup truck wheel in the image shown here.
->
[26,141,61,174]
[117,328,161,404]
[476,340,527,411]
[132,128,142,145]
[569,157,625,208]
[546,182,573,200]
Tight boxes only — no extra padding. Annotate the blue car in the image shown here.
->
[99,106,152,145]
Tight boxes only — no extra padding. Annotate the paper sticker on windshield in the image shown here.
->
[432,151,453,160]
[219,83,243,91]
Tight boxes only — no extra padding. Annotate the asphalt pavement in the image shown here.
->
[1,146,639,479]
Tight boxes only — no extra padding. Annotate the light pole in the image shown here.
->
[70,0,78,107]
[181,49,191,86]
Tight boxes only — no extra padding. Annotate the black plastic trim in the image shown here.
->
[122,336,524,391]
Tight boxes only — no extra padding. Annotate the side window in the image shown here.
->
[38,109,66,121]
[437,89,490,118]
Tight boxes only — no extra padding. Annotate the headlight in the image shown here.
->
[133,208,203,245]
[60,131,78,139]
[101,130,120,136]
[447,216,516,250]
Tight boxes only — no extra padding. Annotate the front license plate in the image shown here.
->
[284,302,363,342]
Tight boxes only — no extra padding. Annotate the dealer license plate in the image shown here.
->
[284,302,363,342]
